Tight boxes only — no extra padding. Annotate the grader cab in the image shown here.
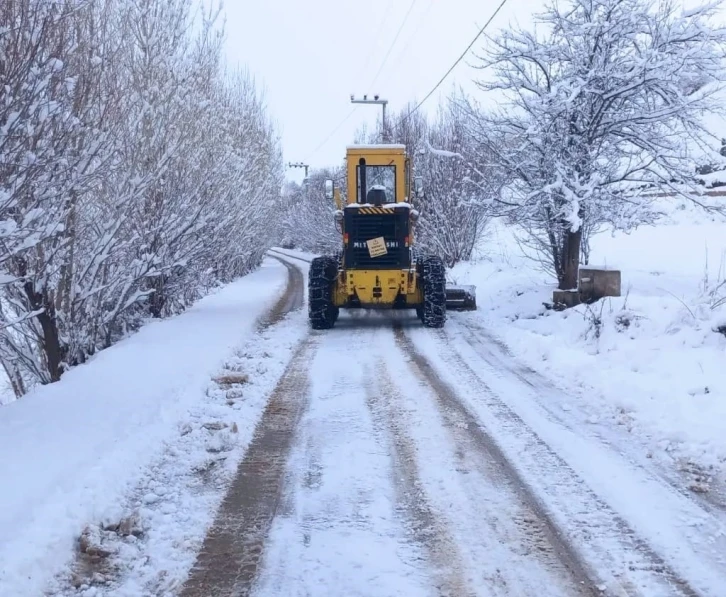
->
[307,144,476,330]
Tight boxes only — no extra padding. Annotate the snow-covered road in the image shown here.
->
[177,252,726,597]
[6,250,726,596]
[255,316,594,596]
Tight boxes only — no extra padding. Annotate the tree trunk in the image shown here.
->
[38,307,65,382]
[148,276,167,318]
[23,281,65,382]
[558,227,582,290]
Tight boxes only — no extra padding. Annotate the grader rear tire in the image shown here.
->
[308,256,339,329]
[419,255,446,328]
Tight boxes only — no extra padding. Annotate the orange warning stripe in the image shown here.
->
[356,207,389,215]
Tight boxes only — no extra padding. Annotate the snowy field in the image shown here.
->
[451,200,726,495]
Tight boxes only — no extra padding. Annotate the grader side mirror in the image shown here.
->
[414,176,424,199]
[324,179,334,200]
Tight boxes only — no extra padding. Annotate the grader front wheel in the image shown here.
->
[308,256,339,330]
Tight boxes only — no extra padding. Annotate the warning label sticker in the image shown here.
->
[367,236,388,258]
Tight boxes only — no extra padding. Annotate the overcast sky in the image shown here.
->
[220,0,720,183]
[219,0,532,182]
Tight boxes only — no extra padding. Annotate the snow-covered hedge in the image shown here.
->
[0,0,283,397]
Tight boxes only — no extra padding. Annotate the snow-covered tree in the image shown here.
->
[464,0,726,289]
[280,167,342,254]
[0,0,118,383]
[0,0,283,396]
[415,104,491,267]
[293,101,491,266]
[366,102,492,266]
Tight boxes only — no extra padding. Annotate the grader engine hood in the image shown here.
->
[343,204,411,270]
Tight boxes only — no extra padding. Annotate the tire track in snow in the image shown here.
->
[445,316,726,592]
[364,362,473,597]
[266,248,311,268]
[249,320,433,597]
[454,317,726,514]
[385,322,597,597]
[398,323,702,597]
[261,255,306,328]
[53,257,308,597]
[450,317,726,592]
[179,337,316,597]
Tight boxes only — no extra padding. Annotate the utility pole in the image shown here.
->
[287,162,309,178]
[350,94,389,142]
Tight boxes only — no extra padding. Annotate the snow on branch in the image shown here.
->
[464,0,726,290]
[424,140,464,160]
[0,0,284,398]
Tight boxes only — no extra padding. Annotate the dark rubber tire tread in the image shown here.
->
[308,255,339,329]
[419,254,446,328]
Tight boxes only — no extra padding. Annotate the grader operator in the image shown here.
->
[307,143,475,330]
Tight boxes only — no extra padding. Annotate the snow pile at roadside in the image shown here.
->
[456,206,726,488]
[0,258,289,597]
[55,296,310,596]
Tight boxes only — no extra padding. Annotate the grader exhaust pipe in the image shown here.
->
[359,157,366,202]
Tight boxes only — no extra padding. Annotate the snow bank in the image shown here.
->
[0,258,288,595]
[456,209,726,488]
[697,170,726,188]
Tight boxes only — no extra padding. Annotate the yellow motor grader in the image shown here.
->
[308,143,476,330]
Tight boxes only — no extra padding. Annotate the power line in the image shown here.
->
[302,107,358,163]
[303,0,505,163]
[302,0,417,163]
[377,0,434,91]
[402,0,509,123]
[367,0,418,90]
[358,0,397,78]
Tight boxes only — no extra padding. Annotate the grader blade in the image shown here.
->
[445,285,477,311]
